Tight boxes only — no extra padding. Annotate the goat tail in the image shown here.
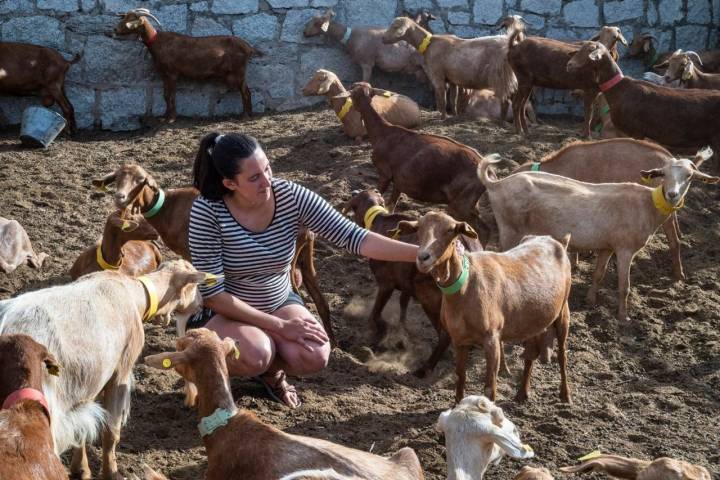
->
[477,154,502,187]
[559,455,650,479]
[47,394,106,454]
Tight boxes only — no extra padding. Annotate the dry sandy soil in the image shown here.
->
[0,106,718,480]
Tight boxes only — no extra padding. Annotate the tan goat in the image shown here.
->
[560,453,711,480]
[302,69,421,140]
[456,88,537,124]
[479,148,718,321]
[144,328,425,480]
[515,466,554,480]
[0,217,48,274]
[69,211,161,279]
[398,211,572,404]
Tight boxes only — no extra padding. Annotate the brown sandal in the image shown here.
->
[253,371,302,409]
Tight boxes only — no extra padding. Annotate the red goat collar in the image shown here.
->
[2,388,51,421]
[144,30,158,48]
[599,72,623,92]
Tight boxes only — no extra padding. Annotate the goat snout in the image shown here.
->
[114,192,127,204]
[666,189,680,202]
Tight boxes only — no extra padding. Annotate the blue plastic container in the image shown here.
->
[20,106,66,148]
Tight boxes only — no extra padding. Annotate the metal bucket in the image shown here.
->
[20,106,66,148]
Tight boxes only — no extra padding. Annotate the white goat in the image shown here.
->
[0,217,47,274]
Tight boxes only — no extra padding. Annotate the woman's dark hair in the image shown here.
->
[192,132,261,199]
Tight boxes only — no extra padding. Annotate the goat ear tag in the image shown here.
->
[203,273,224,286]
[320,20,330,32]
[382,91,392,97]
[162,358,172,368]
[522,444,533,453]
[233,346,240,360]
[121,220,131,231]
[95,182,108,193]
[578,450,602,461]
[47,365,60,376]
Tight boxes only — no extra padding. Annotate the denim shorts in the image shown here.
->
[186,290,305,331]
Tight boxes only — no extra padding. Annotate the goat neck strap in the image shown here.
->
[600,104,610,117]
[96,244,121,270]
[144,30,158,48]
[364,205,389,230]
[337,98,353,121]
[143,188,165,218]
[418,34,432,55]
[530,162,540,172]
[593,122,604,135]
[137,275,159,321]
[2,388,51,421]
[652,185,683,216]
[438,255,470,295]
[646,49,659,68]
[599,72,623,92]
[340,27,352,45]
[198,407,235,437]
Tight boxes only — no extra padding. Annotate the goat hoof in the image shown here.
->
[561,392,572,404]
[514,392,529,403]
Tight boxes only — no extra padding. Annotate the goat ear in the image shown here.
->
[640,168,664,179]
[692,170,720,184]
[396,220,419,235]
[642,38,652,52]
[144,351,189,370]
[331,91,351,100]
[589,47,604,61]
[590,33,600,41]
[222,337,240,360]
[110,214,140,232]
[454,222,478,239]
[654,59,669,68]
[93,172,117,191]
[617,31,628,46]
[320,20,330,32]
[43,353,61,377]
[145,175,159,190]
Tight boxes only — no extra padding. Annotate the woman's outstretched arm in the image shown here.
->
[358,231,418,262]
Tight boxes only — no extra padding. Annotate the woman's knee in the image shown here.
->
[284,341,330,375]
[234,336,274,376]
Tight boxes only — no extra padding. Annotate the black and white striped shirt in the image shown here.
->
[189,178,368,312]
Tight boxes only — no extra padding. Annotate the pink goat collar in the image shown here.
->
[144,30,158,48]
[2,388,51,421]
[599,72,623,92]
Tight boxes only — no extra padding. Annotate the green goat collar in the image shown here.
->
[143,189,165,218]
[198,407,235,437]
[438,255,470,295]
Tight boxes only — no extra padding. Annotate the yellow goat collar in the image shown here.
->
[136,275,159,322]
[364,205,388,230]
[418,34,432,54]
[652,185,684,216]
[96,244,121,270]
[336,98,353,121]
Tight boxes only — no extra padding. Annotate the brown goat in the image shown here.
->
[515,466,554,480]
[114,9,261,121]
[0,42,80,133]
[69,211,161,280]
[508,24,627,136]
[92,164,335,344]
[560,453,711,480]
[566,42,720,164]
[627,33,720,73]
[660,50,720,90]
[336,83,492,244]
[302,69,421,140]
[398,212,572,404]
[0,334,67,480]
[0,217,48,274]
[144,328,425,480]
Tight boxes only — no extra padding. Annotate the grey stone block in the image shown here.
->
[604,0,643,23]
[214,89,265,115]
[248,63,297,98]
[66,85,96,129]
[451,25,492,38]
[157,4,188,34]
[280,8,323,43]
[37,0,79,12]
[0,0,34,14]
[212,0,258,14]
[714,0,720,24]
[404,0,433,10]
[675,25,709,50]
[429,17,447,33]
[300,46,359,84]
[521,0,561,15]
[66,14,117,35]
[173,89,212,117]
[1,16,64,50]
[84,35,158,84]
[190,1,208,12]
[687,0,711,24]
[448,11,471,25]
[274,95,319,112]
[102,0,141,13]
[437,0,466,7]
[508,9,546,30]
[267,0,309,7]
[473,0,503,25]
[659,0,683,25]
[233,13,279,43]
[310,0,337,6]
[81,0,96,11]
[0,96,37,125]
[546,27,595,42]
[564,0,598,27]
[100,86,146,130]
[647,1,659,26]
[344,0,398,27]
[191,17,232,36]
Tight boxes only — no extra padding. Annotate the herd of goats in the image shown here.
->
[0,5,719,480]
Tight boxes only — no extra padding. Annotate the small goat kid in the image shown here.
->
[144,328,425,480]
[69,211,161,279]
[560,453,711,480]
[0,217,47,274]
[0,334,67,480]
[398,212,572,404]
[114,9,261,121]
[302,69,421,140]
[437,395,535,480]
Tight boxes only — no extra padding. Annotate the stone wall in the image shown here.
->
[0,0,717,130]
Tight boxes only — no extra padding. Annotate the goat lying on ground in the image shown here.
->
[69,211,161,279]
[437,395,535,480]
[114,8,262,121]
[479,149,718,321]
[0,260,205,480]
[337,83,492,244]
[512,139,686,280]
[144,328,425,480]
[0,334,67,480]
[302,69,421,140]
[303,8,435,83]
[456,88,537,124]
[383,17,517,120]
[560,453,711,480]
[92,163,335,344]
[566,42,720,164]
[514,467,554,480]
[0,42,80,133]
[660,49,720,90]
[626,33,720,73]
[0,217,47,274]
[398,212,572,403]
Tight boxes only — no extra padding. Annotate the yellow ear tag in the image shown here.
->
[48,365,60,376]
[121,220,131,231]
[522,444,533,453]
[162,358,172,368]
[578,450,602,461]
[383,91,392,97]
[233,346,240,360]
[204,273,220,286]
[640,175,653,185]
[95,182,108,193]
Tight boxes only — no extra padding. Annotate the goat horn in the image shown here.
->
[132,8,163,27]
[685,50,703,66]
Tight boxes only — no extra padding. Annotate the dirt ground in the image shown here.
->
[0,106,718,480]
